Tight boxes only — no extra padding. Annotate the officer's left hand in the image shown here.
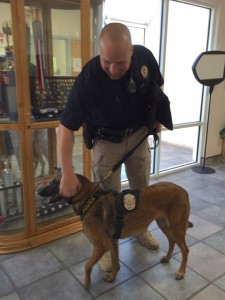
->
[154,122,162,133]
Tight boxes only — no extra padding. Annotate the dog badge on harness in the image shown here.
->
[124,193,136,210]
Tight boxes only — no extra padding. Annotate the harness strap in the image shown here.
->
[112,189,140,239]
[112,193,124,239]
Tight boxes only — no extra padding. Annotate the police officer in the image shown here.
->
[58,23,172,271]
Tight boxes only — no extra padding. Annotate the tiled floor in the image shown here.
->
[1,161,225,299]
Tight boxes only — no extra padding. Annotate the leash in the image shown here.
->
[100,129,159,182]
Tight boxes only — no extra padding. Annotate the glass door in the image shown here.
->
[159,1,211,173]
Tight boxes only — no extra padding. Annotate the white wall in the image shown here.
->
[204,0,225,157]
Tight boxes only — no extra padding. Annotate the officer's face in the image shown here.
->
[100,39,133,80]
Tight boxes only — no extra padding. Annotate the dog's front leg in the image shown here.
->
[84,246,105,288]
[103,239,120,283]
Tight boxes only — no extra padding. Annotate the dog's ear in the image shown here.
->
[76,173,90,186]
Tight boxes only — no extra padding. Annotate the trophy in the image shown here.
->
[2,21,12,48]
[2,21,14,71]
[2,160,14,186]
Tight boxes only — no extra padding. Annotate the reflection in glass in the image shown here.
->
[32,129,50,178]
[24,3,81,121]
[51,7,81,76]
[23,1,84,224]
[2,21,12,48]
[0,130,24,231]
[32,128,84,179]
[0,2,18,122]
[35,131,83,224]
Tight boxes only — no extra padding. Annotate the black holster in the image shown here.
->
[82,122,96,149]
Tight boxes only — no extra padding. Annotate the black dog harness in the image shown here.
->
[112,189,140,239]
[75,189,140,239]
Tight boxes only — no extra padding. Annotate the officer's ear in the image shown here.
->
[130,45,134,56]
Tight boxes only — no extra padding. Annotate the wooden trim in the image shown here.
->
[42,4,54,75]
[80,0,92,180]
[0,220,82,254]
[0,123,20,131]
[25,0,80,10]
[30,120,60,129]
[36,214,80,233]
[10,0,37,237]
[80,0,91,66]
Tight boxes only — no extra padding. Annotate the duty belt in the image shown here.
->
[96,125,142,142]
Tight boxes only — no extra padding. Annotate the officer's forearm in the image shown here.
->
[58,123,75,176]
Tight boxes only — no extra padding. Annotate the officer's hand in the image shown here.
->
[59,172,82,198]
[154,122,162,133]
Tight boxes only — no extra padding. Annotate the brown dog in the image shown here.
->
[69,174,193,288]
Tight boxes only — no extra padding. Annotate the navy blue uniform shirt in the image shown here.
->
[60,45,164,131]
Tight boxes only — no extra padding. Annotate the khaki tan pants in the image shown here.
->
[92,126,150,192]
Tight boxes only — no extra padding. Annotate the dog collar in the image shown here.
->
[80,190,107,220]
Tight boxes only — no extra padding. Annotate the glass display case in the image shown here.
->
[0,0,94,253]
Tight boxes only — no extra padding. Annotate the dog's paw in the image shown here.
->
[84,271,91,289]
[103,273,115,283]
[83,278,91,289]
[160,256,170,263]
[175,271,185,280]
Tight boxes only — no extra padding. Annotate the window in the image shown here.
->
[160,1,211,173]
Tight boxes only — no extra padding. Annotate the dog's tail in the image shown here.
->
[188,221,193,229]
